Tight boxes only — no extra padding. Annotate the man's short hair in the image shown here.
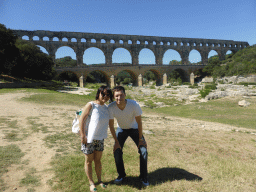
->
[112,85,125,95]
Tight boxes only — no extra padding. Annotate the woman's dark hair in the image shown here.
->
[112,85,126,95]
[95,85,113,102]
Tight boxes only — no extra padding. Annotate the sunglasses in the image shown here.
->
[101,92,110,97]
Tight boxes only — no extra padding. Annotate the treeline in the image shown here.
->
[0,24,55,80]
[85,70,156,85]
[56,59,132,67]
[169,60,200,65]
[203,45,256,77]
[55,56,77,67]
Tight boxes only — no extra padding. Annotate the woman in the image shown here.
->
[79,85,113,192]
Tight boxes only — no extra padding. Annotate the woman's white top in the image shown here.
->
[87,101,110,143]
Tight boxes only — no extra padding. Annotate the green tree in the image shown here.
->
[58,71,78,82]
[144,71,156,81]
[13,39,55,80]
[86,71,106,83]
[0,24,56,80]
[169,60,181,65]
[115,71,132,85]
[0,24,20,75]
[55,56,77,67]
[168,68,186,83]
[86,73,96,83]
[192,68,207,78]
[212,46,256,77]
[203,55,221,76]
[122,77,132,84]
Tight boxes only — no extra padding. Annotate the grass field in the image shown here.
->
[143,96,256,130]
[1,87,256,192]
[49,128,256,192]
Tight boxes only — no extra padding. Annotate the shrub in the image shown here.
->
[144,100,156,109]
[69,82,78,87]
[170,78,182,86]
[205,84,217,90]
[122,78,132,85]
[168,69,186,82]
[189,83,198,88]
[238,82,256,86]
[199,89,211,98]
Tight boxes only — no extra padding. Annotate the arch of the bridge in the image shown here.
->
[12,30,249,66]
[55,64,205,86]
[115,69,138,86]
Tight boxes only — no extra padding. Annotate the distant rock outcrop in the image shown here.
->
[238,100,251,107]
[215,75,256,84]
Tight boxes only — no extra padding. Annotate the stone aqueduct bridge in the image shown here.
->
[13,30,249,86]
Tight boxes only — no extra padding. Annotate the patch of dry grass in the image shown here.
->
[50,126,256,192]
[143,127,256,191]
[145,96,256,129]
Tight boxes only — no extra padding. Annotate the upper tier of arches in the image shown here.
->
[12,29,249,66]
[15,29,248,48]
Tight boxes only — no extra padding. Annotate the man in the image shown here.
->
[108,86,149,186]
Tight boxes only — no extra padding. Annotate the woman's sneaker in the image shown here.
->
[114,176,125,184]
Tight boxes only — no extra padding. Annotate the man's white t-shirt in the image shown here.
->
[108,99,142,129]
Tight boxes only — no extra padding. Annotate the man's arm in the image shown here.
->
[109,119,121,152]
[135,115,147,148]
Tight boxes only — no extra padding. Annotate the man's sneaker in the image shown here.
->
[141,178,149,187]
[114,176,125,184]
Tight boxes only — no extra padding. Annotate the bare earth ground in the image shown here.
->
[0,92,255,192]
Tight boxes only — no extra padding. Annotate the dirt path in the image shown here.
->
[0,92,78,192]
[0,92,254,192]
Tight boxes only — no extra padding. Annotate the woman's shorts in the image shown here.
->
[81,139,104,155]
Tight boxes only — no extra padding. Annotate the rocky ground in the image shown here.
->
[132,83,256,107]
[57,82,256,108]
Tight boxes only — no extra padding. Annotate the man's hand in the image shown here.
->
[138,138,147,149]
[113,141,121,152]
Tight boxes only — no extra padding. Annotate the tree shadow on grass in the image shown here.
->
[107,167,202,190]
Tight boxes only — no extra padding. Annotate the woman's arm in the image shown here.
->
[79,102,92,144]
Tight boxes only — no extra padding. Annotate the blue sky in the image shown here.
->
[1,0,255,64]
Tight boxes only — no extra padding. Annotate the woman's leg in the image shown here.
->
[85,153,95,185]
[94,150,103,183]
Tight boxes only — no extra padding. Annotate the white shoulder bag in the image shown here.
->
[72,103,93,134]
